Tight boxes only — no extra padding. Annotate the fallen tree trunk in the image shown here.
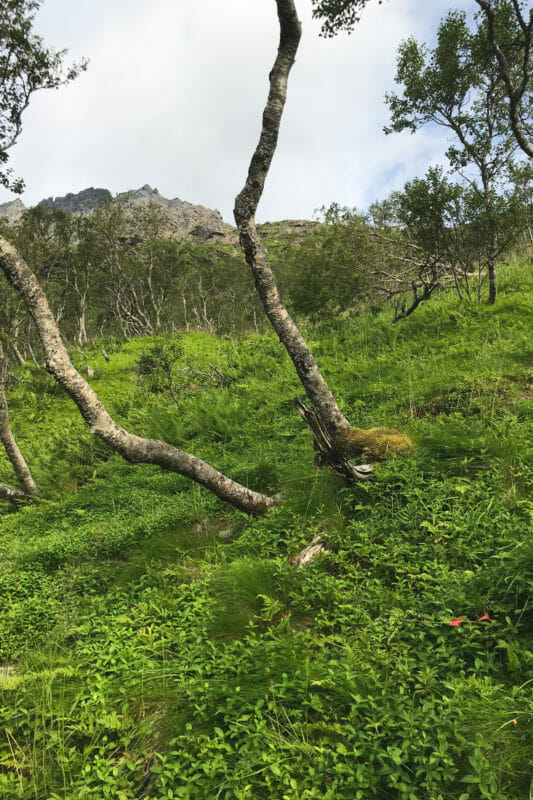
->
[0,237,277,515]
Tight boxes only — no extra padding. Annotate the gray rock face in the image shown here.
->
[115,184,236,243]
[0,198,25,223]
[38,187,112,214]
[0,185,318,248]
[0,184,237,244]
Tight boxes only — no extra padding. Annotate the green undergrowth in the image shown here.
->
[0,261,532,799]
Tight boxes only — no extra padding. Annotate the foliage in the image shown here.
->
[473,0,533,158]
[0,202,268,364]
[0,0,87,191]
[281,205,380,320]
[311,0,383,37]
[0,262,532,797]
[369,166,527,313]
[385,8,528,304]
[136,336,231,407]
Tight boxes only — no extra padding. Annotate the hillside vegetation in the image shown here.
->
[0,260,532,799]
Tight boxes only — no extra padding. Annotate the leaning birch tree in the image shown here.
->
[0,340,37,500]
[0,0,411,512]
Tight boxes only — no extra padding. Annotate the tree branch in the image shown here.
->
[0,483,29,501]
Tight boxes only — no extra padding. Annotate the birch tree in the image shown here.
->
[474,0,533,158]
[0,340,37,500]
[385,9,520,304]
[0,0,412,512]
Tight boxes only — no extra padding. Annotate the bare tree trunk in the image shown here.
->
[0,341,37,498]
[486,218,498,305]
[77,290,88,347]
[487,255,497,305]
[234,0,411,477]
[26,340,40,368]
[12,343,25,366]
[234,1,350,437]
[0,236,277,514]
[11,317,26,365]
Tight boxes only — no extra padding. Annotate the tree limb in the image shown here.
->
[0,483,29,501]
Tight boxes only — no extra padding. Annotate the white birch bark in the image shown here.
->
[0,340,37,499]
[0,236,277,514]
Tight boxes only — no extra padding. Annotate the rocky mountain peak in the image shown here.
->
[38,187,112,214]
[0,197,25,223]
[0,185,317,248]
[0,185,237,244]
[117,184,164,203]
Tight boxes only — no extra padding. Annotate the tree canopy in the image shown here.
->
[0,0,86,192]
[474,0,533,158]
[385,8,526,303]
[311,0,382,37]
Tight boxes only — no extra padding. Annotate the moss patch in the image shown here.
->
[337,426,414,461]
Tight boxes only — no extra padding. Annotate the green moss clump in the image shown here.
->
[337,426,413,461]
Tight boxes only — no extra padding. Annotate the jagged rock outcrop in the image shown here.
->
[0,198,25,224]
[0,184,238,244]
[114,185,236,244]
[38,187,112,214]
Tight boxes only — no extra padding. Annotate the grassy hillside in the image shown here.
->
[0,262,532,799]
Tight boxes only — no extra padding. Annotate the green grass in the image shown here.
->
[0,260,532,799]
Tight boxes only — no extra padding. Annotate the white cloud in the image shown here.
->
[0,0,473,222]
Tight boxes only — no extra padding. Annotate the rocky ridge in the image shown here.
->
[0,185,236,245]
[39,187,112,214]
[0,185,319,247]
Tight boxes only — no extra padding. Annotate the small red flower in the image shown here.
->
[477,612,491,622]
[449,617,464,626]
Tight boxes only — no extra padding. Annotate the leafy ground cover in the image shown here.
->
[0,261,532,799]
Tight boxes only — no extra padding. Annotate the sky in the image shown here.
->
[0,0,473,224]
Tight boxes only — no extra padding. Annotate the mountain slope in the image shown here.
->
[0,261,532,799]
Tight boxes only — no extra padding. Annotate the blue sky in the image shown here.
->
[0,0,472,223]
